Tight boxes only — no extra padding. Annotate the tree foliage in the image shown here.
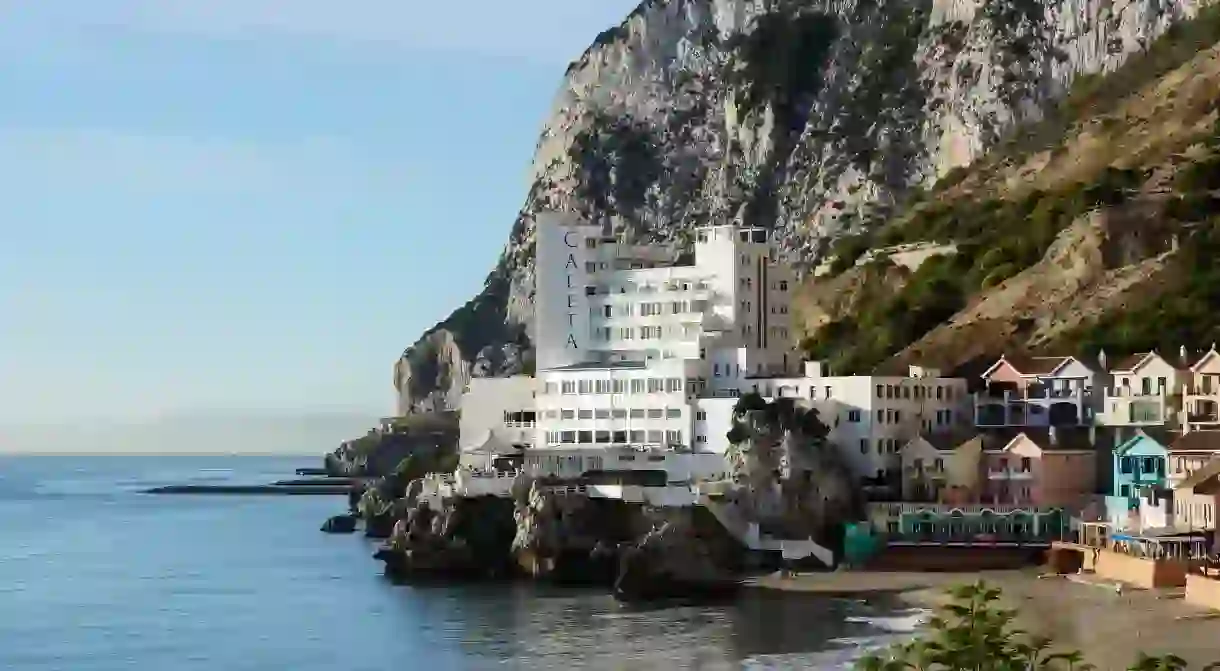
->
[856,581,1212,671]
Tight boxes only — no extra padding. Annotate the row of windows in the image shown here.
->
[590,324,698,342]
[544,429,683,445]
[877,384,956,401]
[844,409,957,425]
[1118,455,1164,476]
[582,281,709,296]
[543,407,683,420]
[738,277,789,292]
[859,438,906,455]
[547,378,688,395]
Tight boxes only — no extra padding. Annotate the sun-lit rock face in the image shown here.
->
[395,0,1204,412]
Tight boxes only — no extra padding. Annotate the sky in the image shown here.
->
[0,1,638,450]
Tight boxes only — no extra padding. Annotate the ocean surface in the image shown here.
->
[0,456,924,670]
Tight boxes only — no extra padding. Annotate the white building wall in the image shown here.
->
[458,376,537,449]
[535,212,601,370]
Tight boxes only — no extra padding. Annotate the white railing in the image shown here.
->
[987,469,1034,480]
[868,502,1031,517]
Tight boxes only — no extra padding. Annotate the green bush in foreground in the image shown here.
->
[855,581,1211,670]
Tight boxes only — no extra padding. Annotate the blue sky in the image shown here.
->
[0,1,638,427]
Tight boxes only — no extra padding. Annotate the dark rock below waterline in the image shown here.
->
[321,514,358,534]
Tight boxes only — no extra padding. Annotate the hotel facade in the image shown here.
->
[458,212,969,485]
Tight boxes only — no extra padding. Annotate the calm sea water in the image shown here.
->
[0,456,923,670]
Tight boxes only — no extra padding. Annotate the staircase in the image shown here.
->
[699,495,835,567]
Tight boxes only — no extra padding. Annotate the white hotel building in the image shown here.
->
[458,212,970,486]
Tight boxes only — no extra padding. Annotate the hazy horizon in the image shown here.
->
[0,409,380,455]
[0,1,638,435]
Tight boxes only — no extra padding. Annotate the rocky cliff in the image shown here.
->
[395,0,1207,410]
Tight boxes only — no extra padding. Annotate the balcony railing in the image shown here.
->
[974,388,1088,401]
[1104,387,1169,398]
[987,469,1034,480]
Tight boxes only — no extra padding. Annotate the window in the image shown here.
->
[595,430,611,444]
[578,380,592,394]
[665,430,681,444]
[544,382,558,395]
[935,387,943,400]
[585,261,597,273]
[1120,484,1131,498]
[1020,457,1031,472]
[647,430,663,443]
[545,410,558,419]
[666,378,683,393]
[603,305,612,318]
[577,430,593,444]
[860,439,868,454]
[647,409,664,419]
[696,435,707,444]
[560,431,576,444]
[696,411,707,421]
[934,458,944,472]
[779,280,788,291]
[630,409,645,419]
[611,409,627,419]
[611,380,625,394]
[1142,457,1156,475]
[666,408,681,419]
[630,379,645,394]
[847,410,861,422]
[594,380,609,394]
[1121,456,1133,474]
[561,409,575,420]
[629,430,645,443]
[561,381,576,395]
[594,409,610,419]
[913,458,924,470]
[585,238,597,249]
[578,409,593,420]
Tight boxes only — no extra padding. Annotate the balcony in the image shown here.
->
[987,468,1034,480]
[1097,390,1168,426]
[974,389,1088,428]
[1184,395,1220,426]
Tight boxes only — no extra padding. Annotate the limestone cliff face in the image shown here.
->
[395,0,1203,412]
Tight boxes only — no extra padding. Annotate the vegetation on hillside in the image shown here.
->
[856,581,1208,670]
[803,4,1220,374]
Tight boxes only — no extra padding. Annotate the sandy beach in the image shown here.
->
[750,570,1220,668]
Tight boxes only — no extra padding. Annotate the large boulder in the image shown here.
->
[613,507,746,603]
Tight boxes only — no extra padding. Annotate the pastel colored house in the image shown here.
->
[974,355,1102,428]
[1103,429,1170,529]
[1098,350,1185,429]
[980,427,1097,508]
[1167,429,1220,487]
[898,433,983,503]
[1183,345,1220,431]
[1173,457,1220,545]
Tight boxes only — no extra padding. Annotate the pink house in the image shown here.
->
[979,427,1098,507]
[975,355,1102,428]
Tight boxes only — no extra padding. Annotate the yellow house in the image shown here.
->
[899,433,982,503]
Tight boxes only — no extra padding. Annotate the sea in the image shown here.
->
[0,455,925,671]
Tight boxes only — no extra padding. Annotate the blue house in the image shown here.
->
[1105,429,1170,528]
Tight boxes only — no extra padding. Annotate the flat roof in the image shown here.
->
[542,360,648,372]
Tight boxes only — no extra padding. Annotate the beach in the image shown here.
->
[751,569,1220,668]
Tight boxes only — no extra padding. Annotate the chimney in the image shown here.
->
[1098,348,1107,371]
[1181,345,1189,365]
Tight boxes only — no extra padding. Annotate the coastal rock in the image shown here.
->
[376,495,519,581]
[392,0,1206,413]
[324,413,458,478]
[614,506,747,603]
[320,514,358,534]
[511,479,645,585]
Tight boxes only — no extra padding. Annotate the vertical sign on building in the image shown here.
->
[535,212,597,370]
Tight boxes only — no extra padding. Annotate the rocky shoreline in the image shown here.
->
[324,475,763,603]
